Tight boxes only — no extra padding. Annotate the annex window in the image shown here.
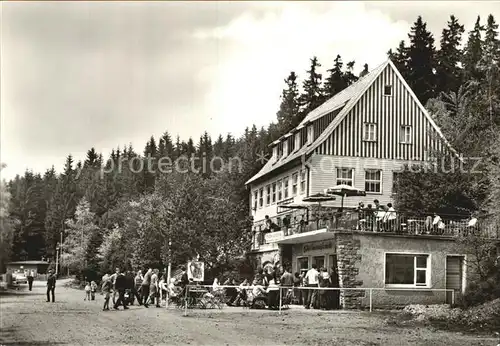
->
[300,169,307,194]
[295,132,301,151]
[363,123,377,141]
[283,176,289,199]
[384,85,393,96]
[365,170,382,193]
[400,125,412,144]
[272,182,277,204]
[385,253,430,287]
[292,172,299,196]
[307,125,314,145]
[336,168,354,186]
[277,179,283,201]
[265,185,271,206]
[258,188,264,208]
[392,172,402,194]
[253,190,258,210]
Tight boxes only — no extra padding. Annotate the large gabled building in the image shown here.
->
[244,59,474,309]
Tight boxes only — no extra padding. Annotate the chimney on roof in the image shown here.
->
[359,64,369,78]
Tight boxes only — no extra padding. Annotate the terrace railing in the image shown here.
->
[252,209,499,249]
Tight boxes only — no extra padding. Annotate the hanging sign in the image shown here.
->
[303,240,334,253]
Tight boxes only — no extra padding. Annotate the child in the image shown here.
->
[90,281,97,301]
[84,282,91,301]
[101,275,112,311]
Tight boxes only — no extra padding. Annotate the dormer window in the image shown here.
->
[295,132,301,151]
[272,146,278,163]
[283,141,288,157]
[307,125,314,145]
[384,85,392,96]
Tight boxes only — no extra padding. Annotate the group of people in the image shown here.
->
[98,266,190,311]
[207,264,340,310]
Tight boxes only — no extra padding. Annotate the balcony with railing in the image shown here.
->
[251,209,499,250]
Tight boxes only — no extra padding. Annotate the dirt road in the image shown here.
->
[0,281,496,346]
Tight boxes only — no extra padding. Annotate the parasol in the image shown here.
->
[324,185,366,208]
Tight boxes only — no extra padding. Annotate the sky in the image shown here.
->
[1,1,499,180]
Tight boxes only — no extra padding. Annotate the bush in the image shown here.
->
[462,269,500,308]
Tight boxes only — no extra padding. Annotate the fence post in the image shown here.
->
[183,285,189,317]
[451,290,455,306]
[369,289,372,313]
[279,287,282,315]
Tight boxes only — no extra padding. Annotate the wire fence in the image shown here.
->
[176,284,455,317]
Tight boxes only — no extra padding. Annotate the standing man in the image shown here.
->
[109,268,120,305]
[141,268,153,308]
[27,271,34,291]
[125,271,142,305]
[113,270,128,310]
[149,269,160,308]
[304,264,319,309]
[46,269,56,302]
[134,270,143,304]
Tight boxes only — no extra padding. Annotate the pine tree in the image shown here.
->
[481,14,500,67]
[276,71,300,132]
[84,148,100,168]
[323,55,346,98]
[436,15,465,94]
[299,57,323,122]
[343,61,359,86]
[463,16,484,79]
[388,40,409,78]
[406,16,437,103]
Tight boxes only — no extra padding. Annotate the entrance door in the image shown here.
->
[328,255,337,271]
[313,256,325,269]
[446,256,464,304]
[297,257,309,276]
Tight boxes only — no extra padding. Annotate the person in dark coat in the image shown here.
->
[46,270,56,302]
[329,266,340,310]
[125,271,142,305]
[113,271,128,310]
[27,271,34,291]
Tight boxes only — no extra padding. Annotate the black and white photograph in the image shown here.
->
[1,1,500,345]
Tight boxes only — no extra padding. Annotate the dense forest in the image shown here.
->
[1,14,499,280]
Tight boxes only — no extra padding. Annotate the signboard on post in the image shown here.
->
[187,261,204,282]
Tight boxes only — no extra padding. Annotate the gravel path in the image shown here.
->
[0,281,496,346]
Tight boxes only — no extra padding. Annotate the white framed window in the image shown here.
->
[283,141,288,157]
[253,190,258,210]
[272,146,278,163]
[297,256,309,276]
[363,123,377,141]
[336,168,354,186]
[400,125,412,144]
[283,176,289,199]
[392,172,402,194]
[300,169,307,194]
[265,185,271,206]
[307,125,314,145]
[385,253,430,288]
[278,144,283,159]
[272,182,276,204]
[277,179,283,201]
[292,172,298,196]
[258,188,264,208]
[365,170,382,193]
[384,85,393,96]
[295,132,301,151]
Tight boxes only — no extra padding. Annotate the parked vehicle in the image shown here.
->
[13,273,27,285]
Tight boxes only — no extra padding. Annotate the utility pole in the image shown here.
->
[55,244,59,276]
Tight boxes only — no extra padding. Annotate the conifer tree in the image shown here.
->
[323,55,345,98]
[276,71,300,132]
[481,14,500,67]
[388,40,409,78]
[343,61,359,86]
[299,57,323,122]
[406,16,437,103]
[436,15,465,94]
[463,16,484,79]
